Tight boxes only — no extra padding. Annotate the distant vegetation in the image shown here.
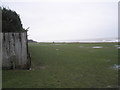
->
[1,7,26,32]
[28,39,37,43]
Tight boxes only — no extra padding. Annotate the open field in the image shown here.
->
[3,43,119,88]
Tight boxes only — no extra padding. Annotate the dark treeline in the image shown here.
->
[1,7,26,32]
[28,39,37,43]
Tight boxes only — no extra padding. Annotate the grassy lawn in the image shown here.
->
[2,43,119,88]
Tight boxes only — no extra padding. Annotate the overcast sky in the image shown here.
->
[1,0,118,42]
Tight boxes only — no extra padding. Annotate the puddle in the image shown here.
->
[114,45,120,47]
[114,45,120,49]
[79,46,84,48]
[117,47,120,49]
[28,65,48,70]
[112,64,120,70]
[106,85,112,88]
[92,46,103,48]
[35,66,48,70]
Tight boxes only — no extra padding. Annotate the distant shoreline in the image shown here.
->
[28,41,119,44]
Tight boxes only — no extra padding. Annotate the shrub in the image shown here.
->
[1,7,26,32]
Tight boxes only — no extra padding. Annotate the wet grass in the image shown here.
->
[2,42,119,88]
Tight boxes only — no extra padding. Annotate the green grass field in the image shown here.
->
[3,43,119,88]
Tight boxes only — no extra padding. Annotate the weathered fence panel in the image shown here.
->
[2,32,31,69]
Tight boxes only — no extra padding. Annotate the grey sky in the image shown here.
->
[1,0,118,42]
